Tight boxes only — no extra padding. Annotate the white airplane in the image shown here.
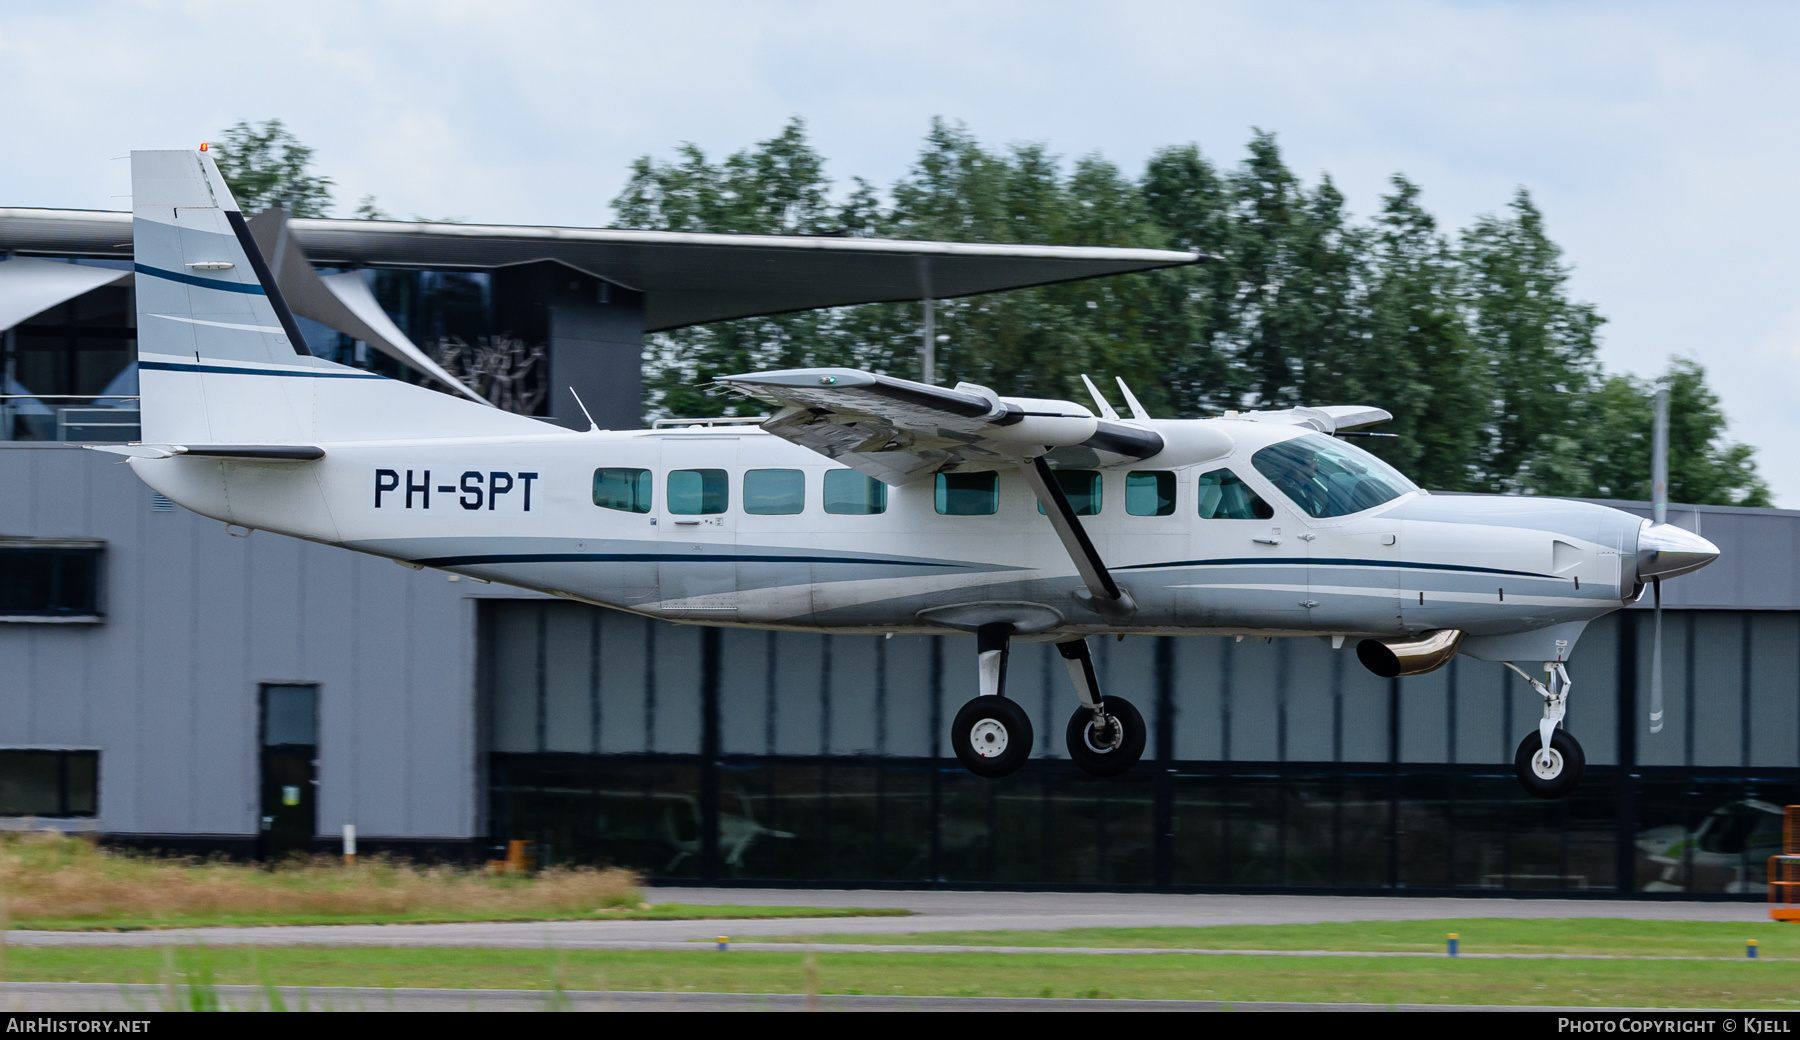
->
[105,149,1720,799]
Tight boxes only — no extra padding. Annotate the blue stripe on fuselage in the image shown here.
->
[1116,557,1554,580]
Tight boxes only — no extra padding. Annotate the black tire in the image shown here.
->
[951,696,1033,778]
[1514,728,1585,799]
[1065,696,1147,778]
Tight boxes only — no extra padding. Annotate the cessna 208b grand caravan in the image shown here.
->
[106,150,1720,798]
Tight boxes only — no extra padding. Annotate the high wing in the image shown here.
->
[714,368,1164,486]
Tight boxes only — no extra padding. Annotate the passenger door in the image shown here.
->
[654,432,739,620]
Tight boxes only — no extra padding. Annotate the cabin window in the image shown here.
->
[592,468,652,513]
[1195,468,1274,520]
[935,471,999,515]
[1035,469,1101,516]
[743,469,806,515]
[0,544,103,620]
[1126,471,1176,516]
[823,470,887,515]
[667,469,729,515]
[1251,433,1417,519]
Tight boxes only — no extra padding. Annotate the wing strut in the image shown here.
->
[1020,456,1136,620]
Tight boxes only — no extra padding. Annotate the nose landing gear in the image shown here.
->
[1506,660,1586,799]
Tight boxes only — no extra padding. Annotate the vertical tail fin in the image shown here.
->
[132,148,320,444]
[131,149,552,446]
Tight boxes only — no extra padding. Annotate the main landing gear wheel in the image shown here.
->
[952,696,1033,779]
[1513,729,1585,799]
[1065,696,1146,778]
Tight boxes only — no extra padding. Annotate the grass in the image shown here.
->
[756,918,1800,959]
[0,833,906,930]
[4,946,1798,1008]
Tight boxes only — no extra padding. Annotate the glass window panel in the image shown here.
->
[822,765,885,880]
[592,468,652,513]
[1223,775,1284,884]
[667,469,727,515]
[1170,773,1225,883]
[1336,774,1393,887]
[0,549,100,616]
[743,469,805,515]
[1195,469,1273,520]
[935,471,998,516]
[64,753,97,816]
[1125,471,1175,516]
[1035,470,1101,516]
[1251,433,1419,518]
[822,470,887,515]
[1283,775,1341,886]
[0,753,61,816]
[872,764,934,880]
[262,684,318,746]
[1397,774,1452,888]
[721,761,825,880]
[937,769,997,881]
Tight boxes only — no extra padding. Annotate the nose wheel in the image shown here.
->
[1506,659,1585,799]
[1514,728,1585,799]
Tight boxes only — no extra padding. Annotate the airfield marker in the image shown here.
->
[1447,933,1458,957]
[718,937,729,951]
[1748,940,1758,959]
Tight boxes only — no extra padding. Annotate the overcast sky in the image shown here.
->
[5,1,1800,502]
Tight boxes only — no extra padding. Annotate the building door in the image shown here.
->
[260,683,318,861]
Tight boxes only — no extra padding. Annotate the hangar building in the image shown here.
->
[0,209,1794,897]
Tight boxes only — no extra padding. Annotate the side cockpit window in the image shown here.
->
[1195,468,1273,520]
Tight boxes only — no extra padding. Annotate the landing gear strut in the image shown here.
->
[1056,638,1145,778]
[949,627,1147,780]
[1507,660,1586,799]
[950,624,1034,778]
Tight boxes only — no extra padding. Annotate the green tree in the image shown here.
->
[1138,144,1237,416]
[1570,359,1769,506]
[1460,189,1604,491]
[208,119,334,217]
[1357,176,1488,490]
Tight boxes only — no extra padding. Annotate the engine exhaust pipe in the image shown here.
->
[1356,629,1464,678]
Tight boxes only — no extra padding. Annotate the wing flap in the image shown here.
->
[719,367,1164,478]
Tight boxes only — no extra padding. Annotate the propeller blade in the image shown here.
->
[1648,577,1664,734]
[1652,380,1670,525]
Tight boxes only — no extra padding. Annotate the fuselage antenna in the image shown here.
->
[569,387,600,432]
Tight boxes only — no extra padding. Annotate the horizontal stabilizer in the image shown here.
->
[88,443,324,461]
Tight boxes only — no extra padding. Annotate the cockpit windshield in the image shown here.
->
[1250,433,1419,519]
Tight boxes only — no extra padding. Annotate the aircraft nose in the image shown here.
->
[1635,521,1720,583]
